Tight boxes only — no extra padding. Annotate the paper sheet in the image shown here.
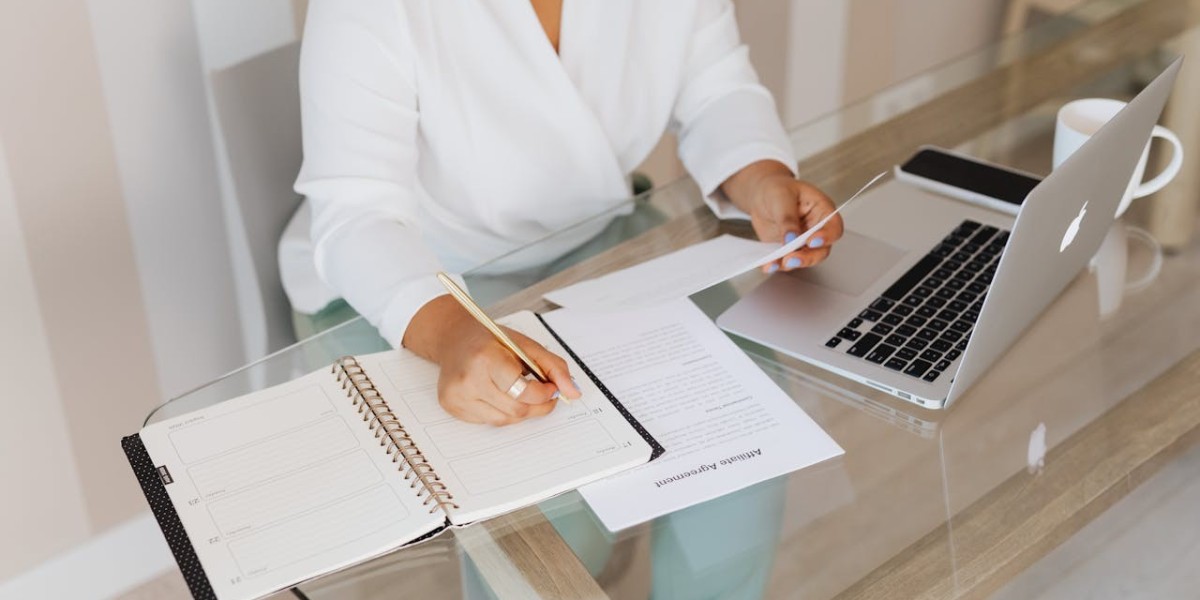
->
[541,299,844,532]
[543,173,885,312]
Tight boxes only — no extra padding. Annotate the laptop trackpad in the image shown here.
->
[784,230,906,297]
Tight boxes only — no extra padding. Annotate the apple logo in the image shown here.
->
[1060,201,1088,252]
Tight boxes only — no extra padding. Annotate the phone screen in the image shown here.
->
[900,149,1041,205]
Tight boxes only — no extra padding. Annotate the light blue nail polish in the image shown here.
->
[784,231,798,244]
[570,377,581,392]
[808,237,824,249]
[786,257,802,269]
[551,391,562,400]
[767,263,779,273]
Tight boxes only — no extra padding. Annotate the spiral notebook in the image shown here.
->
[122,311,663,600]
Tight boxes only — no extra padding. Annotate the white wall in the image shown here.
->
[0,0,300,592]
[85,0,246,399]
[892,0,1008,81]
[190,0,300,362]
[191,0,298,71]
[0,138,92,583]
[785,0,851,127]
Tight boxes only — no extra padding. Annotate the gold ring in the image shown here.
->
[506,376,528,399]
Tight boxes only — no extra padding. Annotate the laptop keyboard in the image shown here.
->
[825,220,1009,384]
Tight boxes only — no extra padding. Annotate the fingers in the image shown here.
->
[479,383,558,422]
[752,188,803,245]
[766,225,838,272]
[437,330,575,426]
[754,185,805,274]
[777,246,832,271]
[441,376,557,426]
[794,183,844,247]
[766,200,803,245]
[446,398,552,427]
[758,181,845,273]
[446,399,521,427]
[481,352,558,414]
[805,214,845,260]
[473,344,557,422]
[518,334,581,400]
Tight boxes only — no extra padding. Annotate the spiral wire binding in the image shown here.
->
[332,356,459,514]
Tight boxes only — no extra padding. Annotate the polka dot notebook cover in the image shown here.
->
[121,310,662,600]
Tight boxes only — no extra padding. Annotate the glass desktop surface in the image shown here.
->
[147,1,1200,597]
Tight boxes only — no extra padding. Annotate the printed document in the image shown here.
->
[541,299,844,531]
[543,173,884,312]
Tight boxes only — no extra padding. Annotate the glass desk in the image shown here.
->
[147,0,1200,597]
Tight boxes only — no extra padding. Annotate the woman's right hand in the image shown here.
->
[402,295,581,426]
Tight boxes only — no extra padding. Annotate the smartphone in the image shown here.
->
[894,146,1042,216]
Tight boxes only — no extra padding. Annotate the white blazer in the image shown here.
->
[285,0,797,346]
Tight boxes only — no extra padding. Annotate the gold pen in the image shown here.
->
[435,272,555,388]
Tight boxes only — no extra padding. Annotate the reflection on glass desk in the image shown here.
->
[146,0,1200,597]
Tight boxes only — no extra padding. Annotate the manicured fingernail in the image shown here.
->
[808,237,824,249]
[784,231,798,244]
[767,263,779,273]
[785,257,802,269]
[551,391,562,400]
[570,377,581,393]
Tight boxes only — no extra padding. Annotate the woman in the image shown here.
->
[286,0,843,424]
[285,1,842,596]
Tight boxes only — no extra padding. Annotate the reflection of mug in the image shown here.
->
[1090,222,1163,318]
[1054,98,1183,218]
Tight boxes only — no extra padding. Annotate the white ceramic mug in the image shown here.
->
[1054,98,1183,218]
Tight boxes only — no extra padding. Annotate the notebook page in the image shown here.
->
[138,367,444,600]
[354,310,654,525]
[541,299,845,531]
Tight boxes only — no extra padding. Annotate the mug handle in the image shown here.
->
[1133,125,1184,198]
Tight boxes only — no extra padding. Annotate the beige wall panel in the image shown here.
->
[0,0,162,533]
[293,0,308,34]
[784,0,851,128]
[0,141,93,581]
[843,0,898,104]
[892,0,1006,81]
[842,0,1007,105]
[86,0,246,397]
[735,0,791,110]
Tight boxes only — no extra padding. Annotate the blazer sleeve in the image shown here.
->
[295,0,461,347]
[670,0,798,220]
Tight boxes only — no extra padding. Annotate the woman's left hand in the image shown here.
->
[720,160,844,273]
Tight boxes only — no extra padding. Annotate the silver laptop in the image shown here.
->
[717,58,1182,410]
